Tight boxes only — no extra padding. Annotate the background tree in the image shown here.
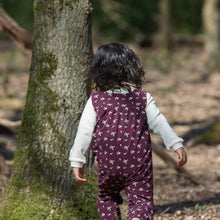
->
[202,0,220,61]
[93,0,158,41]
[0,0,34,33]
[0,0,98,219]
[0,0,204,43]
[158,0,172,51]
[0,7,33,52]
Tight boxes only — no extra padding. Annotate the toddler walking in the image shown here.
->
[69,43,187,220]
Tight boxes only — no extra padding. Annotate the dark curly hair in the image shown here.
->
[89,43,145,92]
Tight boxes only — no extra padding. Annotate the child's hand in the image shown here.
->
[175,147,187,167]
[72,167,87,184]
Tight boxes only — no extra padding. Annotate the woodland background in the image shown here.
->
[0,0,220,219]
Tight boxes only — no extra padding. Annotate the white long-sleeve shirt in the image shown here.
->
[69,88,183,168]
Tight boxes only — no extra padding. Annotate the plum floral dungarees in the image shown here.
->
[91,89,154,220]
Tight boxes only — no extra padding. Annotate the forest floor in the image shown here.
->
[0,41,220,219]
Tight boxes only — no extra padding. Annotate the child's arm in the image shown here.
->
[175,147,187,166]
[146,93,187,166]
[72,167,87,184]
[69,97,96,180]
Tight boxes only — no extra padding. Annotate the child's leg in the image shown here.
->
[97,190,123,220]
[97,172,124,220]
[124,171,154,220]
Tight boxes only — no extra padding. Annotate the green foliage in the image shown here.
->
[0,0,34,33]
[164,84,173,92]
[68,170,99,219]
[147,51,172,74]
[93,0,204,40]
[196,120,220,145]
[0,166,98,220]
[93,0,158,40]
[1,0,204,41]
[0,190,50,220]
[171,0,203,34]
[190,204,205,211]
[0,153,54,219]
[205,55,220,72]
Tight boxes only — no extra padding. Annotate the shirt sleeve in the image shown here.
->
[69,96,97,168]
[146,93,183,151]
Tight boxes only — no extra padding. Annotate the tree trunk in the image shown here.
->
[202,0,220,60]
[0,0,98,219]
[158,0,172,51]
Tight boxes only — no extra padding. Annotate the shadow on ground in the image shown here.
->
[155,193,220,214]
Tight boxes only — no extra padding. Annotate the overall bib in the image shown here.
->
[92,89,154,220]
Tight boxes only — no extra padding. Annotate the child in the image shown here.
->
[69,43,187,220]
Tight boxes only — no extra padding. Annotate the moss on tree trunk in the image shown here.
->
[0,0,98,219]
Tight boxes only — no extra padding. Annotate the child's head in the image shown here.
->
[89,43,145,91]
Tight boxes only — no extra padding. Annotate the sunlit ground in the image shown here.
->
[0,41,220,219]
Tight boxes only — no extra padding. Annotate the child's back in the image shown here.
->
[69,43,187,220]
[92,89,151,176]
[92,88,154,219]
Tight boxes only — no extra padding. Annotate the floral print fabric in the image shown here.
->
[91,89,154,220]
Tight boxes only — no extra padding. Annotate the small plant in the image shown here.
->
[147,51,172,74]
[190,204,205,211]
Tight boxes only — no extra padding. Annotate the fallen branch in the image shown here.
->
[0,118,21,135]
[152,142,199,185]
[0,7,33,52]
[0,117,200,184]
[0,117,200,185]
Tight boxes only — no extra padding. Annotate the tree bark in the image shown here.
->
[202,0,220,60]
[0,1,98,219]
[0,7,33,52]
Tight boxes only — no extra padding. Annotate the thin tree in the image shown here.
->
[0,0,98,219]
[202,0,220,61]
[158,0,172,51]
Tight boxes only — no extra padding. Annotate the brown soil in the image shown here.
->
[0,42,220,219]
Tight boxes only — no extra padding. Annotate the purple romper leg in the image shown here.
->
[92,89,155,220]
